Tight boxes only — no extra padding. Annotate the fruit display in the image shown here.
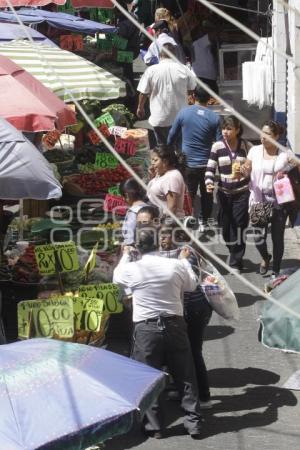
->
[10,245,41,284]
[44,149,74,164]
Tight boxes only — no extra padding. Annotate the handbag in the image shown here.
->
[199,257,239,321]
[273,174,295,204]
[249,202,273,227]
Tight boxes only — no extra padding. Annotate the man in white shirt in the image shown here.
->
[137,43,197,145]
[113,227,203,439]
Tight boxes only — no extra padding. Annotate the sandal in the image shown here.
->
[259,254,272,275]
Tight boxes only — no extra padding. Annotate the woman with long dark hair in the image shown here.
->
[205,115,251,272]
[147,145,187,218]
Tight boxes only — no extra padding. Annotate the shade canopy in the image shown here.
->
[0,8,116,34]
[0,41,126,102]
[260,269,300,353]
[0,54,76,132]
[0,117,62,200]
[0,338,165,449]
[0,0,64,6]
[0,23,55,45]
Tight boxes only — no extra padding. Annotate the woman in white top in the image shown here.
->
[241,121,299,276]
[147,145,186,218]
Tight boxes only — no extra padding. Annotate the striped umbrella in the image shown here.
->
[0,41,126,102]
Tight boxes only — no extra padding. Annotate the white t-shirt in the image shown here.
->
[147,169,186,218]
[191,34,217,80]
[137,59,197,127]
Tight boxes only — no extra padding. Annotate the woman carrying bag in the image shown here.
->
[241,120,300,277]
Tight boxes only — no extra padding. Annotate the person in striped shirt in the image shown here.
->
[205,116,252,272]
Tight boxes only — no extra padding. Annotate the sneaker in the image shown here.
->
[199,400,213,409]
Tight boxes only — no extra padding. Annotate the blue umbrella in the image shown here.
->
[0,8,116,34]
[0,339,165,449]
[0,23,55,46]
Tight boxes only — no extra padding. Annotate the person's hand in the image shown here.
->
[276,171,285,180]
[148,165,156,179]
[179,247,191,259]
[206,183,214,193]
[123,245,135,255]
[240,162,251,176]
[136,106,145,119]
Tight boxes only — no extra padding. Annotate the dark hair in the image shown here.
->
[136,226,158,254]
[119,178,146,202]
[194,86,211,104]
[262,120,285,136]
[137,204,160,220]
[151,145,186,174]
[160,43,177,58]
[222,115,243,138]
[152,20,169,31]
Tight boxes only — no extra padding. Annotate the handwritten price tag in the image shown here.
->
[87,129,100,145]
[97,38,113,50]
[73,35,84,51]
[73,297,103,332]
[34,242,79,276]
[108,185,121,196]
[103,194,127,215]
[115,137,137,156]
[60,35,73,50]
[94,152,118,169]
[79,283,123,314]
[116,50,134,63]
[94,113,115,128]
[17,297,74,339]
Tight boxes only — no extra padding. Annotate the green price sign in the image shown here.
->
[95,152,118,169]
[116,50,134,63]
[17,297,74,339]
[79,283,123,314]
[108,185,121,196]
[73,297,104,332]
[94,112,115,128]
[112,34,128,50]
[34,241,79,276]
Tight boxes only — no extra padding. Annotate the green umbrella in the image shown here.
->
[0,40,126,102]
[260,269,300,353]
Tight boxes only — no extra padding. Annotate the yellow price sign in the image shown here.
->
[79,283,123,314]
[73,297,104,332]
[17,297,74,339]
[34,241,79,275]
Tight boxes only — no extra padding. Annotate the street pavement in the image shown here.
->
[105,224,300,450]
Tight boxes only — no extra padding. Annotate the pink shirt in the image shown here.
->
[147,169,186,218]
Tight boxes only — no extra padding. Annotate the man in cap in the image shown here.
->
[143,20,178,65]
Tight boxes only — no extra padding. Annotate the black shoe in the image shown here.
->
[189,430,202,439]
[143,430,163,439]
[259,254,272,275]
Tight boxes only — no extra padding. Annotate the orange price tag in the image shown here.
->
[73,35,84,51]
[42,130,61,150]
[60,35,73,51]
[87,129,101,145]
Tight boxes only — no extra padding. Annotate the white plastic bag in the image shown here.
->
[200,258,239,321]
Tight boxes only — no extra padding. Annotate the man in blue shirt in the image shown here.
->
[168,86,222,227]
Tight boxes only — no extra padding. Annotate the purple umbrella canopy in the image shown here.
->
[0,339,166,450]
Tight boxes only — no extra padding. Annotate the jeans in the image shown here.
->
[132,315,202,433]
[185,166,213,222]
[253,207,288,273]
[153,126,171,146]
[217,190,250,268]
[184,292,212,401]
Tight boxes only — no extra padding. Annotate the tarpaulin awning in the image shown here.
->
[0,23,55,46]
[260,269,300,353]
[0,54,76,132]
[0,117,62,200]
[0,8,116,34]
[72,0,114,7]
[0,0,64,6]
[0,41,126,102]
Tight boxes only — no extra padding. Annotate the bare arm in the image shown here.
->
[166,191,180,214]
[136,93,148,119]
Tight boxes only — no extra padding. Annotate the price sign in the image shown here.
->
[112,34,128,50]
[109,126,127,137]
[94,113,115,128]
[98,123,111,138]
[97,38,113,50]
[79,283,123,314]
[116,50,134,63]
[103,194,127,215]
[115,137,137,156]
[42,130,61,150]
[35,242,79,276]
[87,129,101,145]
[73,297,103,332]
[95,152,118,169]
[108,185,121,196]
[17,297,74,339]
